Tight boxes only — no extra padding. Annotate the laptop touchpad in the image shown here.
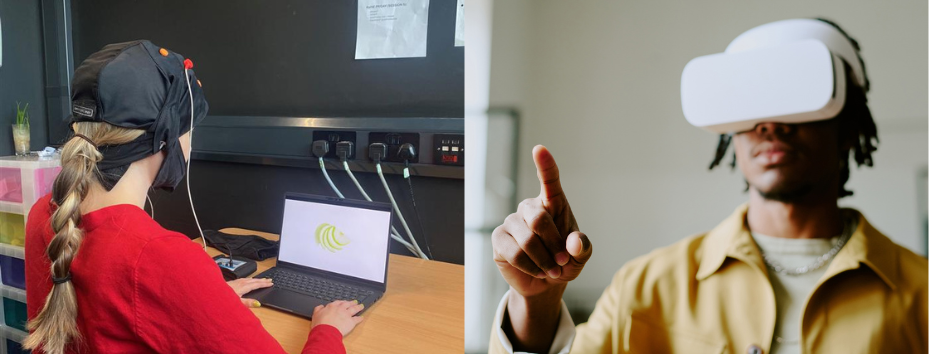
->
[265,289,327,318]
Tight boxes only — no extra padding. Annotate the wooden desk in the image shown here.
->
[197,228,464,353]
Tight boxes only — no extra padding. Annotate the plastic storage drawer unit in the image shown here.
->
[0,213,25,248]
[6,338,27,354]
[0,157,60,206]
[0,257,24,291]
[2,298,26,332]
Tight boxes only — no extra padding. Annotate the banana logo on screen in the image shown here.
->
[315,223,350,253]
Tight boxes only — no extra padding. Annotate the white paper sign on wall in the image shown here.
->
[355,0,430,60]
[455,0,464,47]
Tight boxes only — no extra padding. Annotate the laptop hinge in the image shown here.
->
[276,261,386,292]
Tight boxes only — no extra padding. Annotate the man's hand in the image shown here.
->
[226,278,274,308]
[493,145,592,297]
[491,145,592,352]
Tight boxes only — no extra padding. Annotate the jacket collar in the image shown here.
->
[696,203,898,291]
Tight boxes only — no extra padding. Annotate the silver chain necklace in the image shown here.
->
[760,212,854,276]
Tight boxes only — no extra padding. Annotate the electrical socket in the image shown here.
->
[368,132,420,163]
[312,131,356,160]
[433,134,464,166]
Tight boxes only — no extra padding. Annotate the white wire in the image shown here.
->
[184,67,206,248]
[343,160,371,201]
[343,160,417,254]
[391,233,417,254]
[319,157,344,198]
[146,195,154,219]
[376,163,427,260]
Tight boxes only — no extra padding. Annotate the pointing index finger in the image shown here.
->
[532,145,564,205]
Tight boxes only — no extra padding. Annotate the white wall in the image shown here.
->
[464,0,510,352]
[486,0,927,313]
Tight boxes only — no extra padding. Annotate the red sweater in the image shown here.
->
[25,194,344,354]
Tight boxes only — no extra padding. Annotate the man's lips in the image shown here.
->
[752,142,797,166]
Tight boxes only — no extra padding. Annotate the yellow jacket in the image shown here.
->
[490,205,928,353]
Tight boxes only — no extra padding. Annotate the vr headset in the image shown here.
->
[681,19,868,134]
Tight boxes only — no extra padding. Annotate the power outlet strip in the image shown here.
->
[368,132,420,163]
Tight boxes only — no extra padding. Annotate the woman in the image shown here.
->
[24,40,363,354]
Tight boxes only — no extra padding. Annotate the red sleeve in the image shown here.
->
[25,195,54,322]
[304,325,345,354]
[133,235,345,354]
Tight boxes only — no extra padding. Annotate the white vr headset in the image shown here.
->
[681,19,868,134]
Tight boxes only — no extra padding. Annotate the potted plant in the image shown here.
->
[12,102,30,156]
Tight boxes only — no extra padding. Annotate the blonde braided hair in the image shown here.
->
[24,122,144,354]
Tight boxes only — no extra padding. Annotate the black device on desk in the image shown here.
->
[244,192,393,319]
[213,255,258,281]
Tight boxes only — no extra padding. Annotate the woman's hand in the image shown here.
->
[226,278,274,308]
[311,300,366,337]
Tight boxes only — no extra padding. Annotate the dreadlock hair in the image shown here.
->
[708,18,878,198]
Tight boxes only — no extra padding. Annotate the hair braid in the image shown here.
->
[24,122,143,354]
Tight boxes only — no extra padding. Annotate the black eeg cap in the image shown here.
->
[69,40,209,190]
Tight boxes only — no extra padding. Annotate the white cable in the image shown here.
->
[323,159,409,254]
[376,162,427,260]
[183,67,206,248]
[343,160,372,201]
[391,234,417,254]
[319,157,344,198]
[146,195,154,219]
[343,160,416,254]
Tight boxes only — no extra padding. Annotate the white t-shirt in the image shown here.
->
[751,232,841,354]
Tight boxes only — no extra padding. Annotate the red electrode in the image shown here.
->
[184,59,194,70]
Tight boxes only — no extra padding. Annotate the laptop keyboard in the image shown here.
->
[261,269,373,302]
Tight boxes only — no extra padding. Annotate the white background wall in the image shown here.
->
[468,0,927,351]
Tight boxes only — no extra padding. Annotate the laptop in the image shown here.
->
[244,192,393,319]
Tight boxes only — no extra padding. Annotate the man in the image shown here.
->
[489,19,927,354]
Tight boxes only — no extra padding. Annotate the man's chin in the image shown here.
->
[755,184,814,203]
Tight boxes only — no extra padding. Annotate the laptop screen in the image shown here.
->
[278,196,392,283]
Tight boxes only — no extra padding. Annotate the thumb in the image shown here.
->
[532,145,565,206]
[241,298,261,308]
[565,231,592,265]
